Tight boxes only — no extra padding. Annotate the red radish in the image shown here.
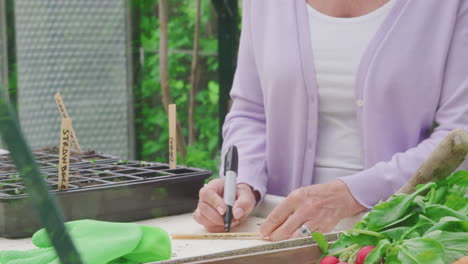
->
[319,256,340,264]
[338,263,350,264]
[356,245,376,264]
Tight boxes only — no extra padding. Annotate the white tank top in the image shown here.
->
[307,2,395,184]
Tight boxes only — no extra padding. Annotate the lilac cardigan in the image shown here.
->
[221,0,468,208]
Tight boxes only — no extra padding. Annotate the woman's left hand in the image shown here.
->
[259,180,366,241]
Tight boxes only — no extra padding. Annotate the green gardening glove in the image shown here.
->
[0,220,172,264]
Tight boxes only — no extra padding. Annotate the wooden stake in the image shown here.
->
[171,232,264,240]
[54,92,82,153]
[397,128,468,194]
[58,118,72,190]
[168,104,177,169]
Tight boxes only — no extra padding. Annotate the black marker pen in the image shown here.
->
[223,145,238,232]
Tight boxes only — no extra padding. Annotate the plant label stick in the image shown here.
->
[54,92,82,153]
[168,104,177,169]
[171,232,263,240]
[58,118,72,190]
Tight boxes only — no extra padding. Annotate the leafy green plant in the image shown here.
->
[317,171,468,264]
[114,159,130,165]
[12,173,20,180]
[137,161,152,167]
[134,0,221,177]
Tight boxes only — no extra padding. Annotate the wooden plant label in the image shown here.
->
[168,104,177,169]
[54,92,82,152]
[171,232,263,240]
[58,118,72,190]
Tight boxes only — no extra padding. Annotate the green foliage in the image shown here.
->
[365,182,436,230]
[318,170,468,264]
[134,0,220,177]
[311,231,329,255]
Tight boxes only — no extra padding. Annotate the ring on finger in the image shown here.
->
[299,224,312,237]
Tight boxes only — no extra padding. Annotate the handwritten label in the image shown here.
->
[168,104,177,169]
[54,92,82,152]
[58,118,72,190]
[169,137,175,162]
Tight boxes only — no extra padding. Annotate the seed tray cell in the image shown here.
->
[133,171,172,179]
[113,168,148,175]
[81,165,128,172]
[79,154,111,161]
[142,165,170,170]
[0,148,211,238]
[99,175,143,182]
[125,163,157,168]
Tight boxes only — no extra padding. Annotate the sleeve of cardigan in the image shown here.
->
[339,3,468,209]
[219,0,268,199]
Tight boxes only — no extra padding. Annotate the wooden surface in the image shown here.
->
[157,234,339,264]
[0,194,358,260]
[185,244,322,264]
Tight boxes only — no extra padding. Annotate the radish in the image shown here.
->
[338,263,350,264]
[356,246,375,264]
[452,256,468,264]
[319,256,340,264]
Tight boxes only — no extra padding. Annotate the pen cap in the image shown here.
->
[224,145,238,174]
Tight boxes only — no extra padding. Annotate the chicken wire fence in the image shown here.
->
[14,0,135,159]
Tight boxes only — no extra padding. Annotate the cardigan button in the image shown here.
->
[356,99,364,107]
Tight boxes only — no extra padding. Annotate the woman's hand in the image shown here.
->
[259,180,366,241]
[193,178,257,232]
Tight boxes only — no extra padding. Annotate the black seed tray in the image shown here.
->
[0,148,211,238]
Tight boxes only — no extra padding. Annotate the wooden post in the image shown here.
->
[168,104,177,169]
[58,118,72,190]
[397,129,468,194]
[54,92,82,152]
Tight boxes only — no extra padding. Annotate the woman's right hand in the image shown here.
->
[193,178,257,232]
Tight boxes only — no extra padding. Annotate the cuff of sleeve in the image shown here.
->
[338,168,398,210]
[237,169,267,206]
[219,161,268,205]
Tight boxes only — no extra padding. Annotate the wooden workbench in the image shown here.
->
[0,194,362,262]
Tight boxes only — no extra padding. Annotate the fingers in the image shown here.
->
[194,179,226,231]
[268,213,303,241]
[289,221,316,239]
[232,184,256,221]
[195,179,256,232]
[193,205,219,227]
[199,179,226,214]
[193,206,240,231]
[259,190,300,238]
[197,201,224,226]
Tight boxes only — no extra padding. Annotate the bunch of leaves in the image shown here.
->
[134,0,221,178]
[315,170,468,264]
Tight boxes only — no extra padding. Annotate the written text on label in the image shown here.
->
[58,119,72,190]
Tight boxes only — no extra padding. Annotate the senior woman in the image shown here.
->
[193,0,468,241]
